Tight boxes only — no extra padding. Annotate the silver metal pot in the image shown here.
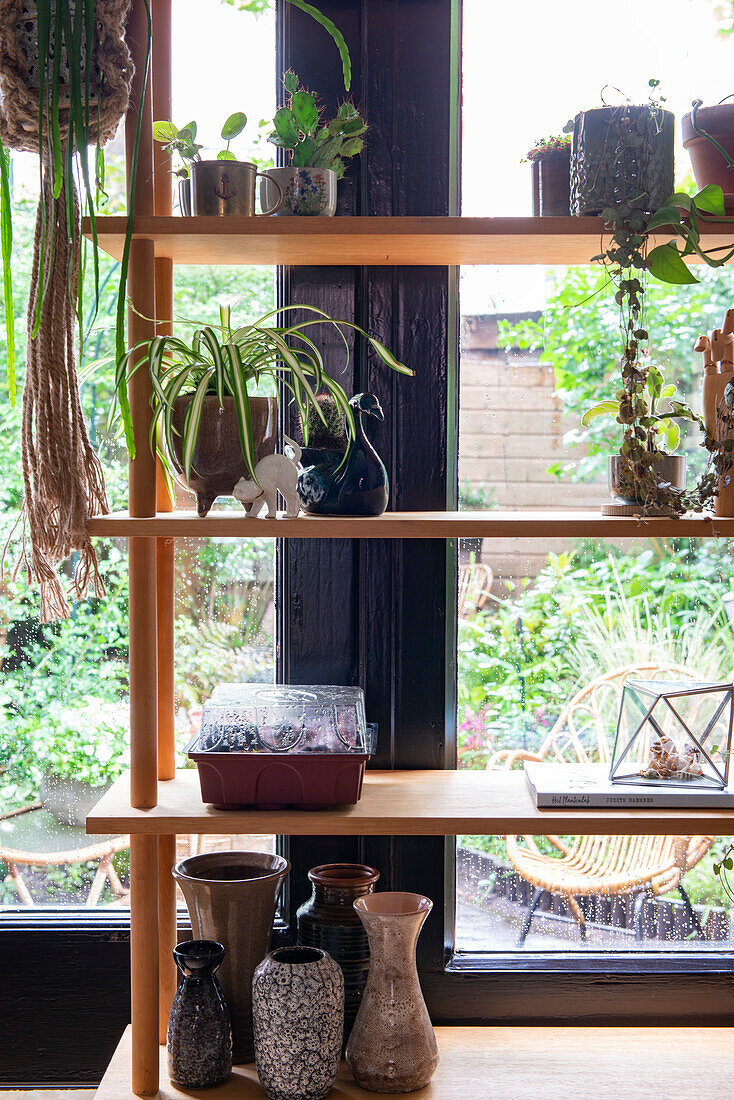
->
[178,177,192,216]
[608,453,687,513]
[191,160,282,217]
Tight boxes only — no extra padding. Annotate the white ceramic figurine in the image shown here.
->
[233,436,302,518]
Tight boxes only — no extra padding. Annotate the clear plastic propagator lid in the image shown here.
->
[193,684,373,754]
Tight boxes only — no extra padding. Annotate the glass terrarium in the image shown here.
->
[609,680,734,790]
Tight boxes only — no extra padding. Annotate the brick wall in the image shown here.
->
[459,313,606,584]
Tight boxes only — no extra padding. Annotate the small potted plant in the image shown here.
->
[153,114,282,217]
[116,306,412,517]
[568,82,674,216]
[261,73,367,216]
[682,97,734,214]
[526,135,571,217]
[40,701,128,827]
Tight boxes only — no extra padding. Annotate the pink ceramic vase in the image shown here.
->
[345,892,439,1093]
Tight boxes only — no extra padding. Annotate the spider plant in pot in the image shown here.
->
[115,305,413,517]
[525,134,571,217]
[261,72,367,216]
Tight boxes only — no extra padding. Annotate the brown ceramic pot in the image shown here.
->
[172,851,290,1063]
[346,892,438,1093]
[531,151,571,217]
[296,863,381,1042]
[682,105,734,213]
[171,395,277,517]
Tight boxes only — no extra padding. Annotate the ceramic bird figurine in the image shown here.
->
[297,392,389,516]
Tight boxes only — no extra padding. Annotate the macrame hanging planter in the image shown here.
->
[0,0,133,620]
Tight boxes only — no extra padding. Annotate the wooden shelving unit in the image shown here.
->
[84,213,734,267]
[84,4,734,1096]
[87,508,734,539]
[88,768,734,837]
[96,1023,734,1100]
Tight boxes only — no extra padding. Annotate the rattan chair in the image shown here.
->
[487,665,716,946]
[458,562,493,618]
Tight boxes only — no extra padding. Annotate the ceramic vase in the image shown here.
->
[172,851,290,1063]
[297,862,380,1041]
[253,946,344,1100]
[167,940,232,1089]
[346,892,438,1093]
[260,166,337,216]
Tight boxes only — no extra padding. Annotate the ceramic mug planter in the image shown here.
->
[170,394,277,517]
[346,892,439,1093]
[531,151,571,217]
[173,851,290,1063]
[260,167,337,217]
[167,940,232,1089]
[253,946,344,1100]
[570,106,674,216]
[608,453,686,516]
[191,160,283,216]
[682,105,734,214]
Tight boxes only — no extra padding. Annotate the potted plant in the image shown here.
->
[40,700,128,827]
[568,83,674,217]
[526,135,571,217]
[153,113,282,217]
[115,305,413,517]
[261,73,367,216]
[682,97,734,213]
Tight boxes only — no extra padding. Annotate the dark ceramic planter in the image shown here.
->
[297,863,380,1042]
[682,105,734,213]
[531,151,571,216]
[171,395,277,517]
[570,106,674,216]
[167,940,232,1089]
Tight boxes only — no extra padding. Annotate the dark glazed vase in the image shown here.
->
[167,940,232,1089]
[171,395,277,517]
[531,151,571,216]
[297,392,389,516]
[172,851,290,1063]
[297,862,380,1041]
[253,946,344,1100]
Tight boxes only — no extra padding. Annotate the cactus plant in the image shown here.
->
[301,393,348,450]
[268,73,366,179]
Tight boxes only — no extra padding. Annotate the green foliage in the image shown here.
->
[525,134,570,161]
[301,392,347,449]
[42,699,128,787]
[458,481,495,509]
[152,115,248,177]
[268,75,367,179]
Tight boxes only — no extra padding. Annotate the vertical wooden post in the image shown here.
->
[126,0,159,1093]
[151,0,178,1046]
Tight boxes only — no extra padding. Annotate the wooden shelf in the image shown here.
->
[82,214,734,267]
[86,768,734,837]
[96,1023,734,1100]
[86,508,734,539]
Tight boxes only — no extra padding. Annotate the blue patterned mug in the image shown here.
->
[260,166,337,217]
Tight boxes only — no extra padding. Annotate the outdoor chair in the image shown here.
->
[458,561,493,618]
[487,665,716,946]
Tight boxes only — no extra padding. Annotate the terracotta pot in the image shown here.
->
[682,105,734,213]
[171,395,277,517]
[531,151,571,217]
[172,851,290,1063]
[253,946,344,1100]
[297,863,381,1042]
[346,892,438,1093]
[570,106,674,216]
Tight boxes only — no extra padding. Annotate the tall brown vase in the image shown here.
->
[346,892,438,1093]
[173,851,290,1063]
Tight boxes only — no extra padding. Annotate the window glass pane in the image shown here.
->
[0,0,276,907]
[457,0,734,952]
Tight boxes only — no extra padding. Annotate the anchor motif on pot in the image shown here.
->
[214,171,237,201]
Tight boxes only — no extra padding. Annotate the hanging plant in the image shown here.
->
[0,1,145,620]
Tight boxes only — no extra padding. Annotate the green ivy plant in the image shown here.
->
[114,304,412,485]
[268,73,366,178]
[152,113,248,178]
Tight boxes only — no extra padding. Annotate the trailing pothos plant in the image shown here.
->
[113,304,413,485]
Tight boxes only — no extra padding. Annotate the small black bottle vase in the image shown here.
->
[167,940,232,1089]
[297,862,380,1041]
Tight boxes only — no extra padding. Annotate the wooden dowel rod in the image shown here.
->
[129,536,158,809]
[157,833,178,1045]
[131,834,160,1096]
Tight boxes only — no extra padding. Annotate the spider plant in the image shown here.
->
[114,304,413,484]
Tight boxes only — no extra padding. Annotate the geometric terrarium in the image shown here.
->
[609,680,734,790]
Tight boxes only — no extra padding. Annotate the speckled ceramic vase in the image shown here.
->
[173,851,290,1063]
[167,940,232,1089]
[346,892,438,1093]
[296,863,380,1042]
[252,946,344,1100]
